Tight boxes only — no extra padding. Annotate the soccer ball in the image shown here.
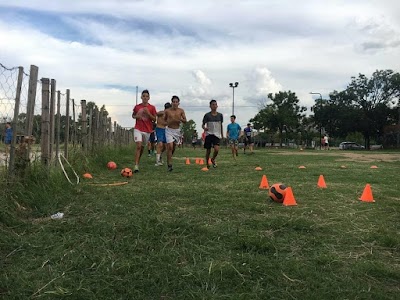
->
[107,161,117,170]
[121,167,133,178]
[268,183,287,203]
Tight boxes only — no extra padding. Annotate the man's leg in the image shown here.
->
[134,141,142,172]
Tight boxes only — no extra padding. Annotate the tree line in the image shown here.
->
[250,69,400,149]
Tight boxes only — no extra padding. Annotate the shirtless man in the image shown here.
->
[154,102,172,166]
[164,95,187,172]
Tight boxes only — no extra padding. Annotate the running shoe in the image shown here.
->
[134,165,139,173]
[211,158,217,168]
[167,165,173,172]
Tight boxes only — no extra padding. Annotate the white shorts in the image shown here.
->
[165,127,181,144]
[134,129,150,144]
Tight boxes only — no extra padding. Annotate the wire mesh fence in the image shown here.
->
[1,62,133,178]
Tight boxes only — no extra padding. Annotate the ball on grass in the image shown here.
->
[121,167,133,178]
[268,183,287,203]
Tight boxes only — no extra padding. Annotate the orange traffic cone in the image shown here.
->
[259,175,269,189]
[370,165,378,169]
[255,167,262,171]
[201,167,209,171]
[195,158,199,164]
[298,166,306,169]
[199,159,204,165]
[359,184,375,202]
[317,175,327,188]
[283,187,297,206]
[185,158,190,165]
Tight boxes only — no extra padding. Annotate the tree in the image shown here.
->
[250,91,306,146]
[344,70,397,148]
[181,119,196,144]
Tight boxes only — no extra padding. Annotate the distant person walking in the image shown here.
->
[202,99,223,168]
[164,96,187,172]
[132,89,157,173]
[244,123,254,154]
[323,134,330,150]
[154,102,172,166]
[4,122,13,156]
[226,115,242,161]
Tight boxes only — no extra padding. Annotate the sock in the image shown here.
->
[156,154,161,162]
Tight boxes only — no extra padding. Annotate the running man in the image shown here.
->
[244,123,254,154]
[132,89,157,173]
[164,96,187,172]
[226,115,242,160]
[202,99,223,168]
[154,102,172,166]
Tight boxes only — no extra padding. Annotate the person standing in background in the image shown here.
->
[132,90,157,173]
[4,122,13,156]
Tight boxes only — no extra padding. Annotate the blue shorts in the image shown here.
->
[155,127,166,143]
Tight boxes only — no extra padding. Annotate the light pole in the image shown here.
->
[310,92,323,150]
[229,82,239,115]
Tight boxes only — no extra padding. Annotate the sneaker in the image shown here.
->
[167,165,173,172]
[134,165,139,173]
[158,161,163,166]
[211,158,217,168]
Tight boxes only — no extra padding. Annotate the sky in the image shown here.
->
[1,0,400,133]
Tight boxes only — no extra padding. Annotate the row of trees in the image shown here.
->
[250,69,400,148]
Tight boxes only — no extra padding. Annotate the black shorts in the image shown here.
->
[204,135,220,149]
[244,136,254,145]
[149,132,156,143]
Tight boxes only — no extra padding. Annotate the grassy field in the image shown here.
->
[1,146,400,299]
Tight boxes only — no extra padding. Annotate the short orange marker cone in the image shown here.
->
[359,184,375,202]
[195,158,200,164]
[283,187,297,206]
[370,165,378,169]
[255,166,262,171]
[317,175,327,188]
[199,159,204,165]
[201,167,209,171]
[185,158,190,165]
[298,166,306,169]
[259,175,269,189]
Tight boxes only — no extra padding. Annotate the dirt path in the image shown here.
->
[274,150,400,162]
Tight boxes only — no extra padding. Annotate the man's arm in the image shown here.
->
[180,109,187,123]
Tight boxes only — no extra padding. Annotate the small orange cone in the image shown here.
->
[199,159,204,165]
[359,184,375,202]
[317,175,327,188]
[259,175,269,189]
[195,158,200,164]
[370,165,378,169]
[283,187,297,206]
[83,173,93,179]
[185,158,191,165]
[201,167,209,171]
[298,166,306,169]
[255,166,262,171]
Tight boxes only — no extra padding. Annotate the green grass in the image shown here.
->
[1,146,400,299]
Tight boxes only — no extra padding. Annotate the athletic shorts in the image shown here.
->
[166,127,181,144]
[149,132,156,143]
[244,136,254,145]
[228,139,239,146]
[155,127,166,143]
[204,134,220,149]
[134,129,150,144]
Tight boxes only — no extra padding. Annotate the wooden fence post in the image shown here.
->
[81,100,87,153]
[40,78,50,167]
[49,79,56,164]
[55,90,61,164]
[25,65,38,137]
[8,66,24,175]
[64,89,70,159]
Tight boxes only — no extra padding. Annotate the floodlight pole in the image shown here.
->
[229,82,239,115]
[310,92,323,150]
